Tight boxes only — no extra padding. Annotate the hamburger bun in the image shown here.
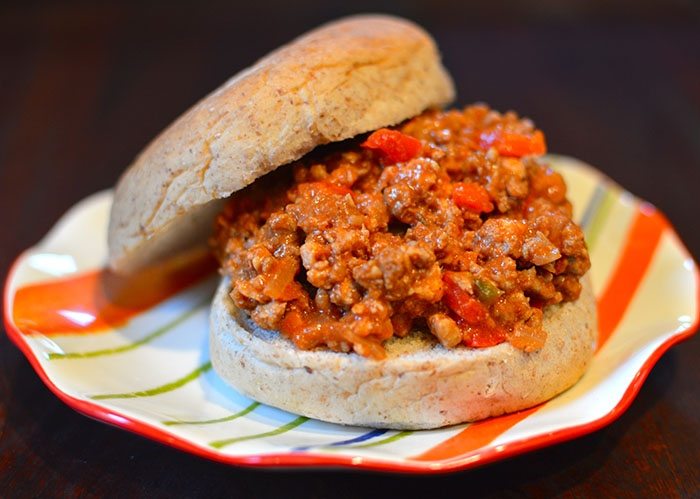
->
[108,14,455,273]
[210,275,596,429]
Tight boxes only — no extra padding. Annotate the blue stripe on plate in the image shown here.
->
[293,429,388,451]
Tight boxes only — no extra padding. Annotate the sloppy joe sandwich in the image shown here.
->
[108,15,597,429]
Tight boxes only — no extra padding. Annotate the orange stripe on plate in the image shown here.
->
[414,407,539,462]
[12,249,216,335]
[412,205,666,463]
[595,205,666,348]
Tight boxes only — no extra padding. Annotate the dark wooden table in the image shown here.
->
[2,2,699,497]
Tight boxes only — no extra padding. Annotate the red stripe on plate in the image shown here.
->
[411,205,666,463]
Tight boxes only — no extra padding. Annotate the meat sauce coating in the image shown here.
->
[211,105,591,359]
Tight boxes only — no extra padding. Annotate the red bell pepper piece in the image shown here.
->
[443,272,506,348]
[442,272,488,325]
[361,128,422,164]
[479,129,546,157]
[452,182,494,213]
[461,323,507,348]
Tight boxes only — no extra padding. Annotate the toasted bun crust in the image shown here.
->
[108,15,455,272]
[210,275,597,429]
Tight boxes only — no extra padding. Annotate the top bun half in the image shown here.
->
[108,15,455,272]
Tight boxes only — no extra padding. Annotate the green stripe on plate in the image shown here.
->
[584,183,618,251]
[579,182,606,230]
[91,361,212,400]
[49,302,207,360]
[163,402,260,426]
[209,416,309,449]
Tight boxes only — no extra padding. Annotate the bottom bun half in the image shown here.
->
[210,275,597,429]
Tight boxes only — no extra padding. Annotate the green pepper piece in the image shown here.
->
[474,278,502,304]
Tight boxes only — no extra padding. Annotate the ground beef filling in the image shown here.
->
[212,105,591,359]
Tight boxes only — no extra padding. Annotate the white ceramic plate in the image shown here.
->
[4,155,698,473]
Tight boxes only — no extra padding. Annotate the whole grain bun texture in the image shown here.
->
[107,14,455,273]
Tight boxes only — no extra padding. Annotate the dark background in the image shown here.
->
[1,1,699,496]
